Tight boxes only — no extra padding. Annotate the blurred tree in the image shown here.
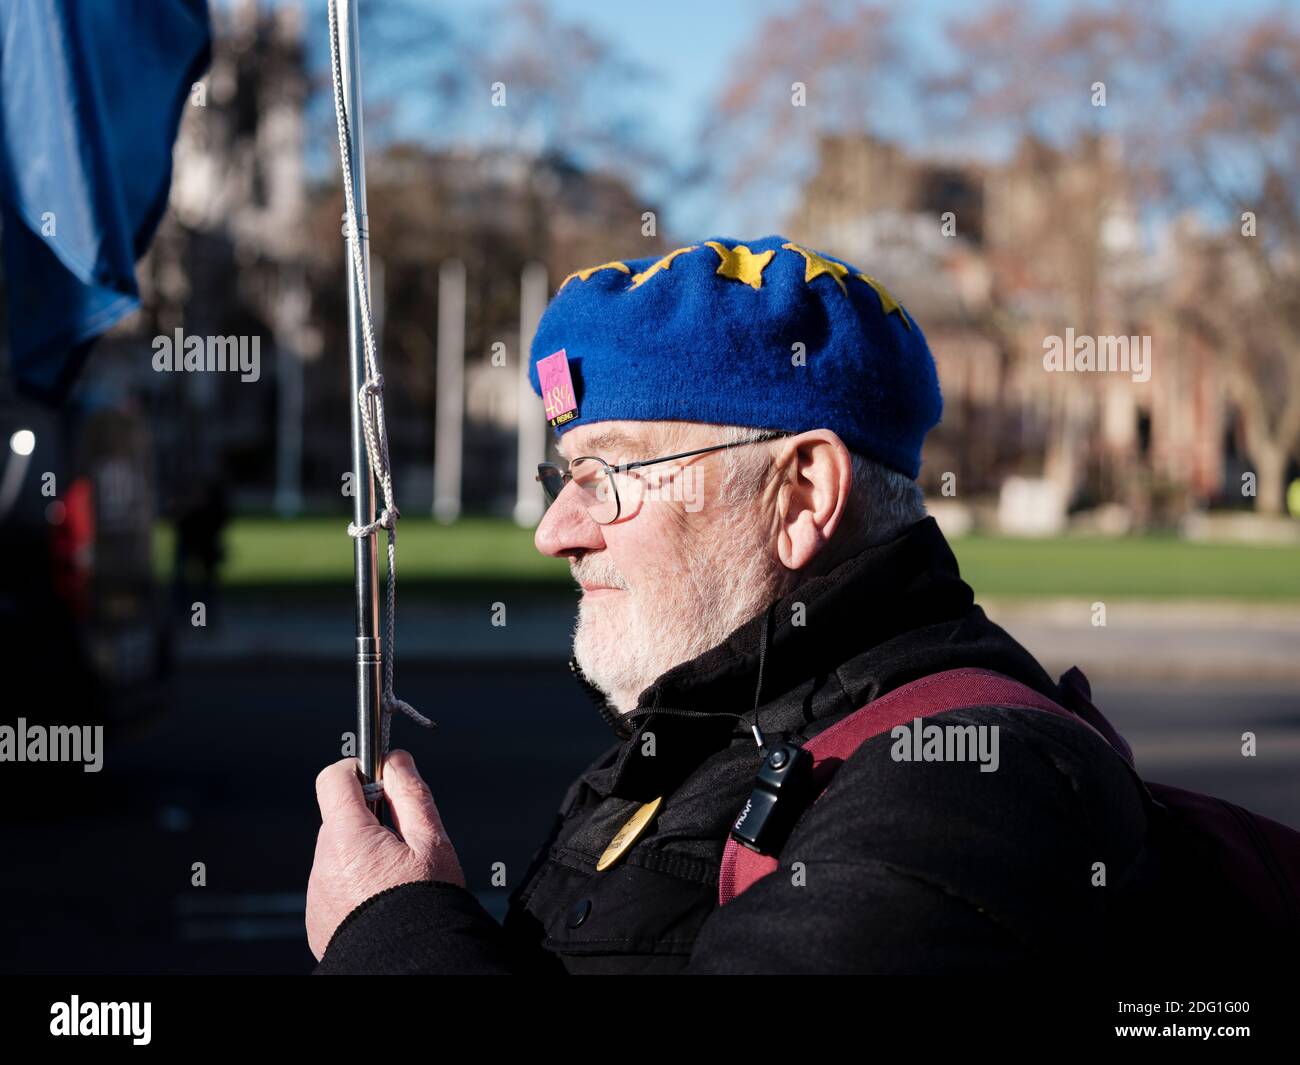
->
[345,0,661,181]
[1167,16,1300,515]
[693,0,907,230]
[305,0,468,159]
[479,0,660,176]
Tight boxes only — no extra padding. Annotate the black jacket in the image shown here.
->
[314,517,1156,974]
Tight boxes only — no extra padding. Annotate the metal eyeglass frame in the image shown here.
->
[535,430,790,524]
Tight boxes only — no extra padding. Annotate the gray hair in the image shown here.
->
[702,423,927,550]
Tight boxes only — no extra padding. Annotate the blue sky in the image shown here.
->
[291,0,1293,155]
[289,0,1291,233]
[457,0,1286,150]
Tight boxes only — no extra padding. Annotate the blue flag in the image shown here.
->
[0,0,211,402]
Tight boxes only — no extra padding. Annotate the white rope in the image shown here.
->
[327,0,435,804]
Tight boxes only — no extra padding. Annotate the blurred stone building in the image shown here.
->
[787,132,1237,528]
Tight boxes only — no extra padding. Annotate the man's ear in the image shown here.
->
[773,430,853,572]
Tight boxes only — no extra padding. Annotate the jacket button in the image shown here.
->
[566,898,592,928]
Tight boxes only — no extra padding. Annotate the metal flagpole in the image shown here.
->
[336,0,384,818]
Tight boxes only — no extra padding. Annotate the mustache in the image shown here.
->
[571,556,630,590]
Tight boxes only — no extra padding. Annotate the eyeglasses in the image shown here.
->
[536,431,789,525]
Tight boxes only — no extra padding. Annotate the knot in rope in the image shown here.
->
[346,505,399,539]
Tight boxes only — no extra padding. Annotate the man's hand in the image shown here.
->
[307,749,465,961]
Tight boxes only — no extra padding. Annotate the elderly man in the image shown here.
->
[305,235,1153,974]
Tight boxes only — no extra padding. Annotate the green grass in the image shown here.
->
[953,533,1300,601]
[155,517,1300,602]
[156,516,569,599]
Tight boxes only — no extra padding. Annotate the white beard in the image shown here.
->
[572,506,792,714]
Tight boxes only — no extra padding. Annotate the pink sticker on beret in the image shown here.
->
[538,348,578,427]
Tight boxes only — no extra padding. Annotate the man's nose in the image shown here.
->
[534,484,605,557]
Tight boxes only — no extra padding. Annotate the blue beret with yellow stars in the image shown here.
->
[527,234,942,479]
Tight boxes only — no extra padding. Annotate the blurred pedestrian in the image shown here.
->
[172,470,229,628]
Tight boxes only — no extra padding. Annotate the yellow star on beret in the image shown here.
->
[705,242,775,290]
[630,246,697,289]
[783,242,849,294]
[559,260,631,290]
[855,273,912,329]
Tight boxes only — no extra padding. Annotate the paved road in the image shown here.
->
[1,662,1296,974]
[178,596,1300,681]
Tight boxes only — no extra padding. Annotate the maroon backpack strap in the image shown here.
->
[1057,665,1135,769]
[717,667,1102,906]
